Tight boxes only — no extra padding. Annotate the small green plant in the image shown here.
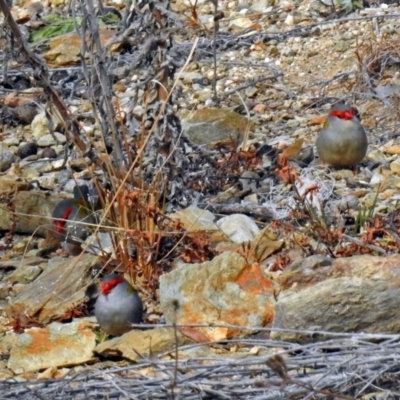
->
[337,0,363,14]
[30,15,81,43]
[354,189,379,234]
[95,332,108,344]
[30,14,117,44]
[99,12,120,26]
[300,196,331,231]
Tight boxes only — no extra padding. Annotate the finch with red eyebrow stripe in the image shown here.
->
[95,273,143,336]
[51,185,95,254]
[316,103,368,168]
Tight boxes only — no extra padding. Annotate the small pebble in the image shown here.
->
[18,143,38,159]
[13,104,38,125]
[41,147,57,159]
[0,147,16,172]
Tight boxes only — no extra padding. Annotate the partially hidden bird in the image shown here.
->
[51,185,95,253]
[316,103,368,168]
[94,273,144,336]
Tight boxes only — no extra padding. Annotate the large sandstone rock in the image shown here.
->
[179,108,253,147]
[94,327,192,362]
[272,254,400,342]
[7,254,99,324]
[0,190,63,237]
[8,320,96,373]
[159,252,278,341]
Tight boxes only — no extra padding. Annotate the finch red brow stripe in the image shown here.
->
[54,205,73,233]
[55,221,65,234]
[61,206,73,221]
[100,276,125,295]
[330,109,354,120]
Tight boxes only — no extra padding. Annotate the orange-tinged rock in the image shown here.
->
[281,139,303,160]
[44,30,117,66]
[253,103,267,114]
[160,252,278,342]
[308,115,326,126]
[8,320,96,372]
[236,263,275,295]
[178,327,210,343]
[384,145,400,155]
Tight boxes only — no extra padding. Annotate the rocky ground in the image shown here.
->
[1,0,400,398]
